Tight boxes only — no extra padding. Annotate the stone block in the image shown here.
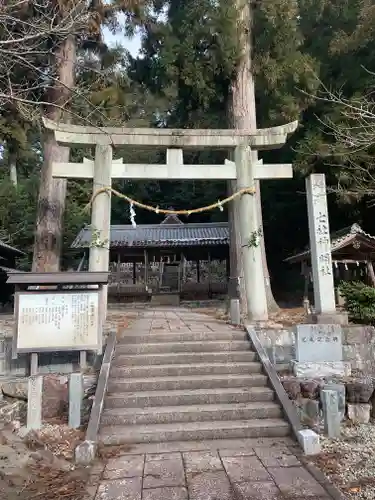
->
[0,399,27,424]
[221,455,271,482]
[321,390,340,438]
[143,487,188,500]
[233,482,281,500]
[343,345,364,370]
[344,326,369,345]
[1,380,27,400]
[96,477,142,500]
[253,446,300,467]
[292,361,351,378]
[266,345,294,364]
[274,345,295,363]
[301,399,320,427]
[104,455,144,479]
[348,403,371,424]
[186,470,233,500]
[281,379,301,400]
[297,429,321,456]
[144,456,185,488]
[183,451,222,473]
[346,381,374,404]
[300,380,320,399]
[268,465,327,496]
[321,383,345,420]
[308,312,348,325]
[75,440,97,465]
[257,329,295,349]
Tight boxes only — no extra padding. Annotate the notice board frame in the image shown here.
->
[7,272,109,365]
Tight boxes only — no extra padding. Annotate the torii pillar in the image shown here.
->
[44,118,298,321]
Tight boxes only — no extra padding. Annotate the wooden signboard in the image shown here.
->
[15,291,100,353]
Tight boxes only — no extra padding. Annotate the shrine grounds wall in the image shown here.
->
[257,325,375,375]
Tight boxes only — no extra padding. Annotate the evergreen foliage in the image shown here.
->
[1,0,375,291]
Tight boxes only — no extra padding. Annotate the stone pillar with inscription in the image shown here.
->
[306,174,347,325]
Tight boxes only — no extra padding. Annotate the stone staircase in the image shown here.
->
[99,319,290,446]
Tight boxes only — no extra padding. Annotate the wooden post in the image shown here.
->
[144,250,149,290]
[88,144,113,319]
[366,260,375,287]
[79,350,87,371]
[196,260,200,283]
[116,253,121,282]
[208,251,212,298]
[30,353,38,376]
[133,261,136,284]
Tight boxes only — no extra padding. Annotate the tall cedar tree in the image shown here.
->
[132,0,318,314]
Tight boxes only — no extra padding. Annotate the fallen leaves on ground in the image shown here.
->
[25,425,84,460]
[21,463,89,500]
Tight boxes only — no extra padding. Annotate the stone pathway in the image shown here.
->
[88,442,337,499]
[89,307,340,500]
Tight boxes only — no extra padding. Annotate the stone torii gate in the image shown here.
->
[44,118,298,321]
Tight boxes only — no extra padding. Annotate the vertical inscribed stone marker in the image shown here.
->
[321,389,341,438]
[27,375,42,430]
[69,372,83,429]
[306,174,336,315]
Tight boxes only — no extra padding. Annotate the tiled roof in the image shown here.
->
[72,223,229,249]
[0,239,24,256]
[285,223,375,263]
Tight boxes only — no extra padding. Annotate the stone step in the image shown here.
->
[103,436,295,455]
[110,361,262,379]
[115,341,251,355]
[101,402,282,426]
[107,373,267,393]
[113,351,257,367]
[104,386,275,409]
[99,418,290,445]
[117,330,247,343]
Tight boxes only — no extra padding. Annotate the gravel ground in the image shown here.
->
[313,422,375,499]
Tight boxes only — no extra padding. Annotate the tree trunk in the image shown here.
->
[32,35,76,272]
[256,181,280,312]
[228,0,279,317]
[9,151,17,187]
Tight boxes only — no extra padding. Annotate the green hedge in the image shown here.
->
[338,281,375,325]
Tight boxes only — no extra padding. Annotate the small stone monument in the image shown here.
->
[292,324,351,377]
[321,389,341,438]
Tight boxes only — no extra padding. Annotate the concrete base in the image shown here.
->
[292,361,351,378]
[308,312,348,326]
[297,429,321,456]
[151,293,180,307]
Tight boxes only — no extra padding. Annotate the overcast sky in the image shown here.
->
[103,27,142,57]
